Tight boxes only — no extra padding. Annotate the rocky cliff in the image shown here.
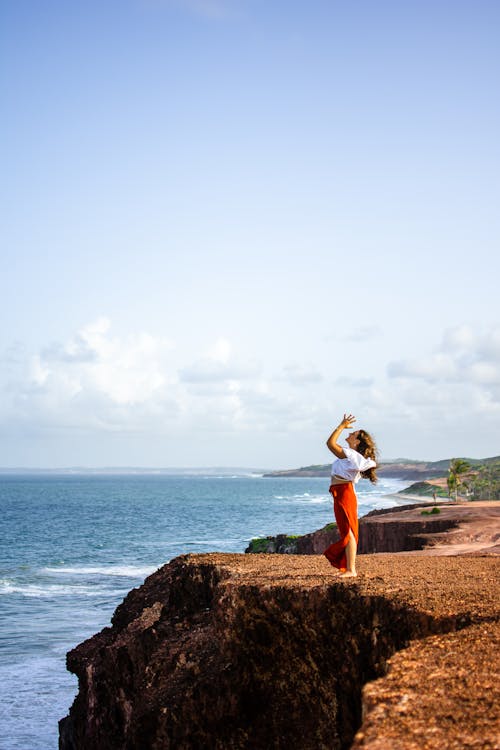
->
[246,502,459,555]
[60,552,500,750]
[246,501,500,557]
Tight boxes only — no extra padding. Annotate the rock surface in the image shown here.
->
[352,620,500,750]
[60,551,500,750]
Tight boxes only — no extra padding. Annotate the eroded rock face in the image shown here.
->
[246,502,500,556]
[60,553,499,750]
[351,620,500,750]
[246,503,460,555]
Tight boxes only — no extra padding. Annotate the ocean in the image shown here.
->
[0,471,410,750]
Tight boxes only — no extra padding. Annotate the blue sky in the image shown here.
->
[1,0,499,467]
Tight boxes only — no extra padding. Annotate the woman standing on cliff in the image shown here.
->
[324,414,378,577]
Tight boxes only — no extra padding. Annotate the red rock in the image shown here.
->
[60,552,499,749]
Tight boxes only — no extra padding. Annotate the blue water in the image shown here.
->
[0,472,409,750]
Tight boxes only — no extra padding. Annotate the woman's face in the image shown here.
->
[346,430,361,450]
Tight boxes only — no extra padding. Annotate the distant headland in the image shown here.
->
[264,456,500,501]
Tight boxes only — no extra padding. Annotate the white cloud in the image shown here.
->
[335,375,374,387]
[0,320,177,433]
[179,337,259,384]
[210,337,231,364]
[353,324,500,457]
[280,364,323,385]
[441,324,476,352]
[388,324,500,394]
[52,318,174,406]
[387,353,458,382]
[31,355,51,387]
[2,320,499,464]
[0,321,321,442]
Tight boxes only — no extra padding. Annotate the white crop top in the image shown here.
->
[331,447,377,484]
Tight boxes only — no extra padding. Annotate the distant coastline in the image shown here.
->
[264,456,500,501]
[263,456,499,480]
[263,460,446,480]
[0,466,268,476]
[2,457,498,494]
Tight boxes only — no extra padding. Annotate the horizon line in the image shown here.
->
[0,455,492,473]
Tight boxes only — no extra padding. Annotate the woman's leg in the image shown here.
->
[341,529,357,577]
[324,483,359,573]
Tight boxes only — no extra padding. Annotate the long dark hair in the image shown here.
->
[357,429,379,484]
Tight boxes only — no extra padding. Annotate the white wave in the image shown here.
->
[201,473,262,479]
[274,492,311,499]
[274,493,329,504]
[182,539,242,546]
[0,580,124,598]
[202,475,240,479]
[358,498,400,513]
[41,565,156,577]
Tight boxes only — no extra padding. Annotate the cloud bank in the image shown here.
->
[1,320,498,463]
[387,324,500,408]
[0,319,322,441]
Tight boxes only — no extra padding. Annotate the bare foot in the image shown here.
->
[340,570,357,578]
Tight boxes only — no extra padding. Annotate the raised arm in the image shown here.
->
[326,413,356,458]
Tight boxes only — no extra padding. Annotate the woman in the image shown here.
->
[324,413,378,577]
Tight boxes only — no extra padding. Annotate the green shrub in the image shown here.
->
[421,507,441,515]
[323,522,337,531]
[247,537,273,552]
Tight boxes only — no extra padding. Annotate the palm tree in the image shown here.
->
[447,458,471,502]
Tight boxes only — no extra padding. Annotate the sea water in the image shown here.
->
[0,472,409,750]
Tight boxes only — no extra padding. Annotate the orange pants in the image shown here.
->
[323,482,358,571]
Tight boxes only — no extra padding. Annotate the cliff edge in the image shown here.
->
[60,552,499,750]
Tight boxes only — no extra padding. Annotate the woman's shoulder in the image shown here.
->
[344,447,376,469]
[343,447,362,462]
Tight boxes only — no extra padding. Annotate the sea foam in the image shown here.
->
[0,580,124,598]
[42,565,157,577]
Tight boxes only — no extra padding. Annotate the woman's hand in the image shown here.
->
[340,413,356,430]
[326,413,356,457]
